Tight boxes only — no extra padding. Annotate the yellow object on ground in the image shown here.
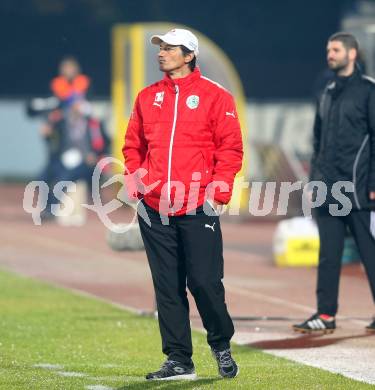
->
[273,217,319,267]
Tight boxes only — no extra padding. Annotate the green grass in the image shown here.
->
[0,269,372,390]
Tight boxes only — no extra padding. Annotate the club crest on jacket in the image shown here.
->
[186,95,199,109]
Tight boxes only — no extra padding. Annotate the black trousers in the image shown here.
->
[138,201,234,365]
[315,208,375,316]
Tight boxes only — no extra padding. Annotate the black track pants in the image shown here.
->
[138,201,234,364]
[315,208,375,316]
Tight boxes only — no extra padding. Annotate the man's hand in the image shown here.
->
[370,192,375,201]
[85,152,97,166]
[40,123,52,137]
[207,199,224,215]
[211,200,223,209]
[304,188,314,205]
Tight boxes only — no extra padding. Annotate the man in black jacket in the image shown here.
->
[293,32,375,334]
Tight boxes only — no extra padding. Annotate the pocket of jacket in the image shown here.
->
[140,151,150,186]
[201,150,213,186]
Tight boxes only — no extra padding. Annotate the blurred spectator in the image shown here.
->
[50,56,91,102]
[38,57,108,222]
[40,96,109,223]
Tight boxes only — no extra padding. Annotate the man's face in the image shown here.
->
[60,60,79,81]
[158,42,187,73]
[326,40,352,72]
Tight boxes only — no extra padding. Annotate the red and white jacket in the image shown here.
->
[123,67,243,215]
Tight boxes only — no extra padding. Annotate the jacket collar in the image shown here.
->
[163,67,201,91]
[329,68,360,96]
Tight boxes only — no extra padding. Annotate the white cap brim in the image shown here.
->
[151,34,183,46]
[150,33,199,56]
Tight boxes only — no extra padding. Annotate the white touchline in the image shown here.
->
[56,371,87,377]
[33,363,64,370]
[225,283,368,325]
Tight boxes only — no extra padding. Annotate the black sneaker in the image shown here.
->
[293,313,336,334]
[366,318,375,333]
[211,348,239,378]
[145,360,196,381]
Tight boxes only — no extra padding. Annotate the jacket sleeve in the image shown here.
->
[310,101,322,181]
[122,94,147,200]
[211,91,243,204]
[368,86,375,192]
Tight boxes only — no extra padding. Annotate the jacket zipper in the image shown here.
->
[352,134,369,209]
[167,85,179,206]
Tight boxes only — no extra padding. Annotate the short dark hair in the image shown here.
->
[180,45,196,71]
[328,32,359,53]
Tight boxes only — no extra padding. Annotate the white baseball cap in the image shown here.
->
[151,28,199,56]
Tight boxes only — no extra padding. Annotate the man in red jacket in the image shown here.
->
[123,28,243,380]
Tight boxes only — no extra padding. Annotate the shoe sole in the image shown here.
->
[366,328,375,334]
[292,326,335,334]
[146,373,197,381]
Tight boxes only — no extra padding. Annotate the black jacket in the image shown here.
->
[311,70,375,210]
